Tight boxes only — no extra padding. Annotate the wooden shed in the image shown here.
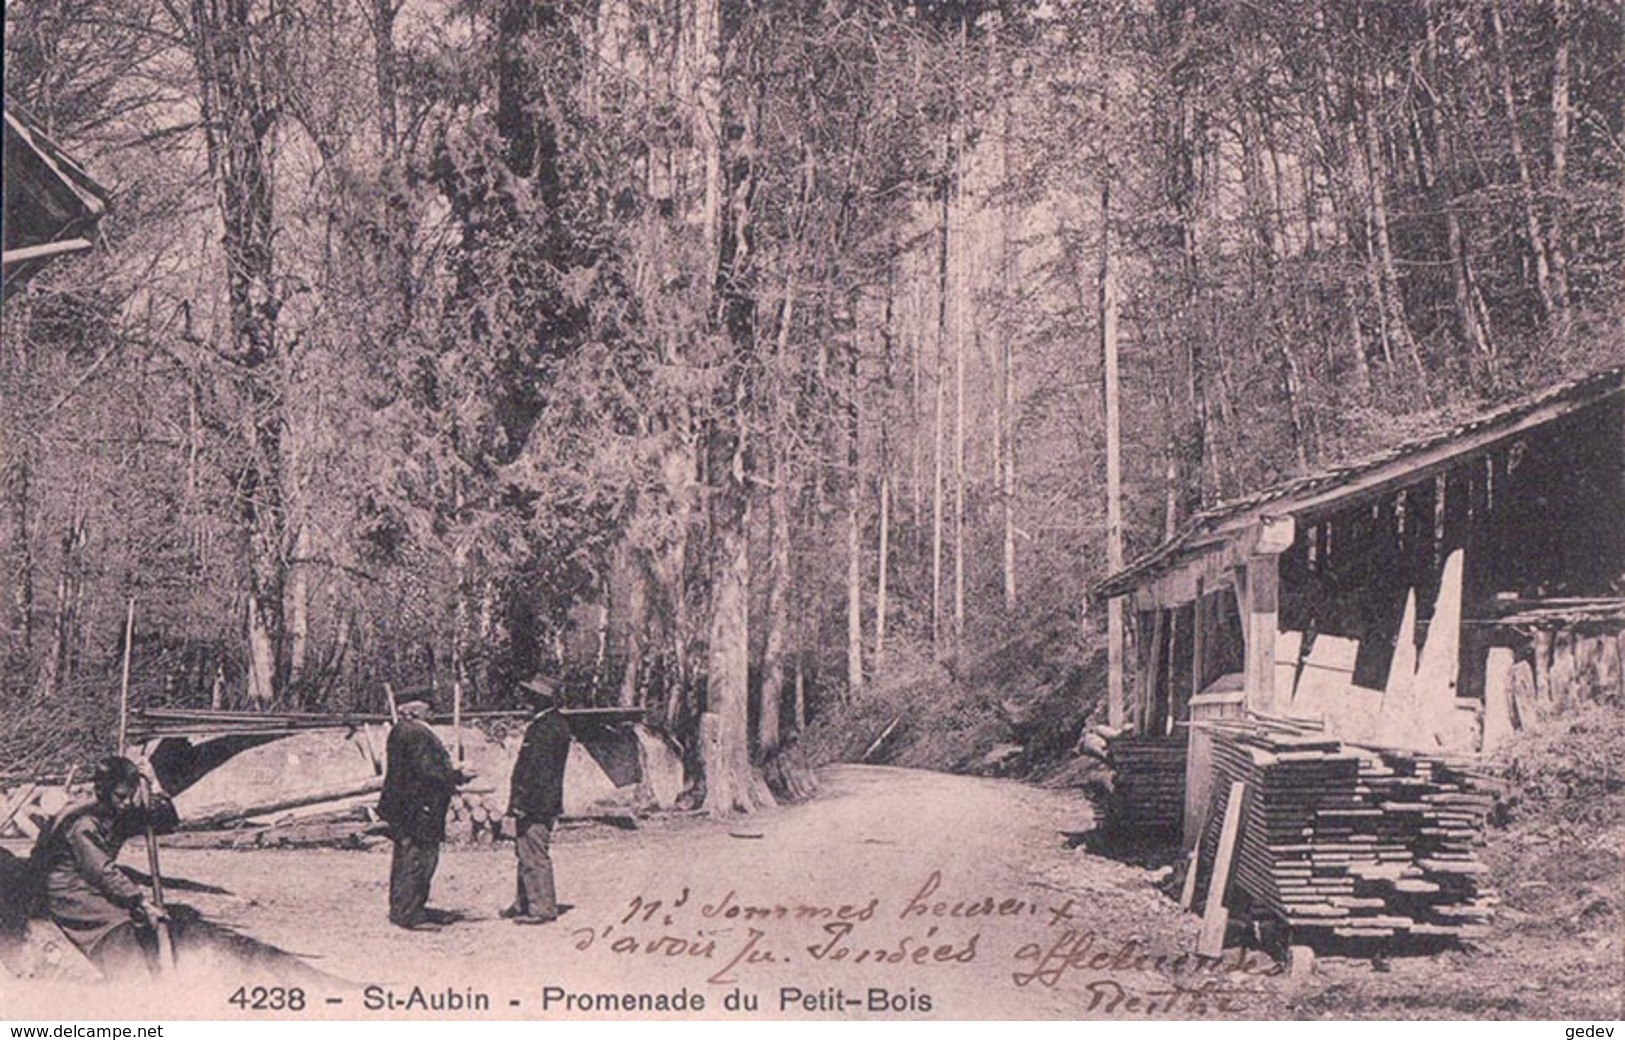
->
[1095,365,1625,848]
[2,101,110,290]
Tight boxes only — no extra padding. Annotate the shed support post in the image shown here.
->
[1245,556,1280,715]
[1192,580,1206,702]
[1242,517,1294,716]
[1108,595,1125,728]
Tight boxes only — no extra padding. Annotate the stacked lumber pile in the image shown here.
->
[1196,717,1497,945]
[1105,735,1186,839]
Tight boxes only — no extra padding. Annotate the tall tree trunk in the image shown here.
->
[759,267,796,751]
[619,554,648,708]
[845,313,863,695]
[8,448,34,666]
[1101,175,1125,731]
[701,471,768,814]
[1310,2,1373,396]
[1488,0,1559,325]
[1548,0,1573,338]
[876,262,895,666]
[931,168,949,651]
[951,13,969,650]
[1355,10,1429,399]
[371,0,399,151]
[760,444,789,753]
[1242,100,1313,470]
[953,208,967,651]
[477,577,495,708]
[695,0,766,814]
[1413,10,1496,382]
[910,274,925,539]
[875,473,891,668]
[288,521,312,691]
[999,97,1017,615]
[592,566,612,699]
[189,0,285,705]
[42,514,87,702]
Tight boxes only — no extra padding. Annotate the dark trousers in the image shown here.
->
[389,834,440,926]
[513,819,557,918]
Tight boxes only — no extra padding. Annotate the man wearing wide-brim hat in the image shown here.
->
[501,673,571,924]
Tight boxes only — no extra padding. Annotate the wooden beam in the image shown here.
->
[1245,555,1281,714]
[1161,608,1179,736]
[1108,596,1125,728]
[2,238,94,266]
[1198,780,1247,957]
[1183,689,1244,856]
[1129,517,1292,611]
[1192,581,1207,703]
[1139,610,1166,735]
[1179,847,1200,911]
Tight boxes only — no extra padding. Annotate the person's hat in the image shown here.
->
[397,699,432,717]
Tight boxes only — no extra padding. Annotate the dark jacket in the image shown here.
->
[508,708,571,822]
[378,718,464,842]
[34,796,178,954]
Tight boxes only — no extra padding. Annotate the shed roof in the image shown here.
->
[1095,365,1625,600]
[3,100,111,288]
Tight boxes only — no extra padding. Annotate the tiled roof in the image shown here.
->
[1095,365,1625,599]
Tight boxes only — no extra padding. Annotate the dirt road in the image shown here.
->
[10,765,1292,1020]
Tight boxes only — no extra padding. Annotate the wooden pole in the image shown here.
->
[117,597,136,753]
[140,778,177,973]
[1102,176,1125,730]
[453,678,464,763]
[0,782,40,834]
[1191,580,1206,702]
[383,682,400,724]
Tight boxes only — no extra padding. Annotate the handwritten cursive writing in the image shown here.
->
[1011,930,1279,989]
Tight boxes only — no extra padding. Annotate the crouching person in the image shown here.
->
[35,756,178,978]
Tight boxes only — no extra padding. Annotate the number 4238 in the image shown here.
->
[228,986,307,1011]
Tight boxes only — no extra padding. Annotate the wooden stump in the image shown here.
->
[1482,649,1516,753]
[1288,945,1316,980]
[1507,659,1537,729]
[1533,630,1553,709]
[1599,634,1623,704]
[1549,631,1576,710]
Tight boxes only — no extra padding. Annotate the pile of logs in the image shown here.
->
[445,792,507,844]
[1105,735,1187,840]
[1194,717,1498,946]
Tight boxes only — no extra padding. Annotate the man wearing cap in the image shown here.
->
[501,674,572,924]
[378,698,471,931]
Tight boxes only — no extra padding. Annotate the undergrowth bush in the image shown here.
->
[803,620,1106,780]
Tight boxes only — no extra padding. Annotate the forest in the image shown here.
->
[3,0,1621,810]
